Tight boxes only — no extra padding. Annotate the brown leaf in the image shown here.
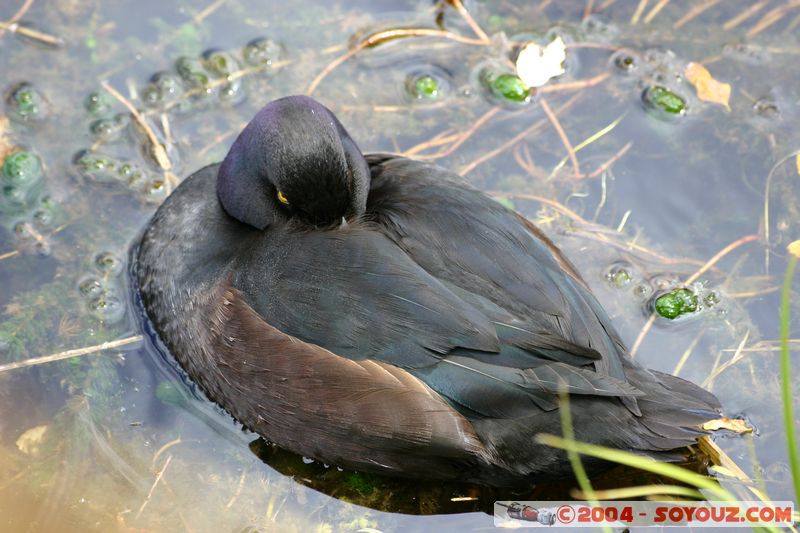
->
[684,62,732,111]
[789,240,800,259]
[702,416,752,433]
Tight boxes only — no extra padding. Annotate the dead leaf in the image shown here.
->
[516,36,567,88]
[684,62,732,111]
[788,240,800,258]
[702,416,752,433]
[16,425,48,455]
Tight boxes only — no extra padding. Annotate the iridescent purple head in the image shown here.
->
[217,95,370,229]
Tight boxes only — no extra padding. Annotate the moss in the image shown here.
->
[643,85,686,115]
[344,471,381,495]
[0,280,122,395]
[654,288,699,319]
[410,75,439,99]
[487,73,530,103]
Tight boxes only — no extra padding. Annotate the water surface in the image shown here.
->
[1,0,799,531]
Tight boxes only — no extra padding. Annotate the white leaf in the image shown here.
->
[515,36,567,88]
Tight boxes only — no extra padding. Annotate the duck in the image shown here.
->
[136,95,720,486]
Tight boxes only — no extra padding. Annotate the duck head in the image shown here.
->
[217,95,370,229]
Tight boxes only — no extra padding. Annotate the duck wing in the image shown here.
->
[366,154,628,381]
[200,283,494,476]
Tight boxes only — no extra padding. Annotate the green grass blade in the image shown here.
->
[781,244,800,505]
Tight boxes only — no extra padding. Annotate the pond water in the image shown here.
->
[1,0,799,531]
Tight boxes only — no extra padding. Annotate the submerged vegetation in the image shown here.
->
[0,0,798,531]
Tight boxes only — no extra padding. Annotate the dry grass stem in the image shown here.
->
[193,0,228,24]
[703,331,750,388]
[585,141,633,179]
[540,97,581,177]
[0,249,21,261]
[723,1,768,30]
[460,94,581,175]
[408,107,500,160]
[630,0,649,24]
[673,0,722,29]
[0,0,33,38]
[136,454,173,519]
[448,0,491,43]
[747,0,800,37]
[643,0,670,24]
[539,72,611,94]
[0,21,62,46]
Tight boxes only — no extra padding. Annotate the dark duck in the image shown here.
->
[136,95,720,486]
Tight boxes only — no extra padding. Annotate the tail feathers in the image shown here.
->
[625,367,721,451]
[650,370,721,410]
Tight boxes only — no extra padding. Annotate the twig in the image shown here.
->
[585,140,633,179]
[448,0,491,43]
[406,107,500,160]
[459,93,582,175]
[538,72,610,93]
[643,0,670,24]
[306,27,485,95]
[101,80,178,192]
[0,0,33,38]
[534,0,553,14]
[0,20,62,46]
[0,249,20,261]
[492,192,587,222]
[151,437,184,471]
[549,111,627,179]
[513,144,547,180]
[728,286,781,298]
[540,97,581,177]
[403,129,458,156]
[630,234,759,357]
[673,0,722,29]
[697,436,773,503]
[583,0,595,20]
[0,335,142,373]
[597,0,618,11]
[101,81,171,172]
[723,1,768,30]
[721,340,800,353]
[685,234,759,285]
[136,454,173,519]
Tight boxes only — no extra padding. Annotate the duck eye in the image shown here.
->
[276,190,290,205]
